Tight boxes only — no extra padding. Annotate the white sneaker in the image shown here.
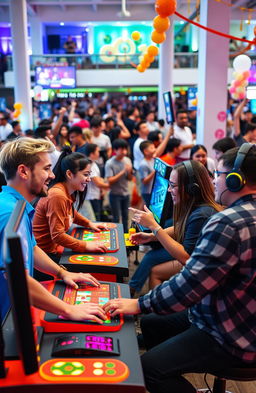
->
[139,245,151,253]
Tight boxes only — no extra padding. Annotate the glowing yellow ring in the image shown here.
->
[113,38,136,63]
[99,44,116,63]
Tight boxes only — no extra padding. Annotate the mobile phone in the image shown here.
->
[246,86,256,100]
[163,91,175,124]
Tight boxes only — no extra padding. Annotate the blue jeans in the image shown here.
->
[109,193,129,233]
[141,310,250,393]
[129,247,172,292]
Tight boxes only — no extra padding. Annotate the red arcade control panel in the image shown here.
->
[71,226,119,253]
[40,281,123,333]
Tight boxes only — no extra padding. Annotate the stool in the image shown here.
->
[212,366,256,393]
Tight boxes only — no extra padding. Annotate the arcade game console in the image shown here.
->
[41,281,124,333]
[71,224,119,253]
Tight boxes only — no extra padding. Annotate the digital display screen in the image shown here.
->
[249,99,256,114]
[85,335,113,351]
[246,86,256,100]
[35,66,76,89]
[149,173,169,224]
[163,91,175,124]
[187,87,197,110]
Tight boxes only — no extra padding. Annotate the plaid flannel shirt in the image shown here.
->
[139,194,256,363]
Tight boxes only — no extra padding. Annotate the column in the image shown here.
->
[196,1,230,154]
[30,16,43,55]
[158,18,174,121]
[9,0,33,130]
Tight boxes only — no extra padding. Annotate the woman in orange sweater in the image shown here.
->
[33,148,108,262]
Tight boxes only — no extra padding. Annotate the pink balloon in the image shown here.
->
[239,92,245,100]
[243,70,250,79]
[229,87,235,94]
[234,80,241,87]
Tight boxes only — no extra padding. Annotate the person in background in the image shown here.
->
[146,111,159,132]
[91,115,112,175]
[187,109,197,137]
[68,125,88,155]
[133,121,150,171]
[212,137,236,161]
[0,111,12,142]
[72,110,90,129]
[233,98,256,146]
[64,35,77,54]
[190,144,215,177]
[157,119,169,136]
[33,148,108,263]
[56,123,70,150]
[128,161,220,296]
[34,125,60,169]
[6,121,23,140]
[105,139,133,233]
[173,110,194,162]
[84,143,110,221]
[148,130,163,149]
[160,138,182,166]
[138,141,156,207]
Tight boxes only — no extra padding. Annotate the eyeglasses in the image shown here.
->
[214,170,230,178]
[168,181,178,188]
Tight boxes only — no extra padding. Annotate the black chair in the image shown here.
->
[212,366,256,393]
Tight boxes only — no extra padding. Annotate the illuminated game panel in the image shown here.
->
[71,227,119,252]
[68,254,119,265]
[39,358,129,383]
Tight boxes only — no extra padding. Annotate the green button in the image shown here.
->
[105,362,115,368]
[106,369,116,375]
[104,319,111,324]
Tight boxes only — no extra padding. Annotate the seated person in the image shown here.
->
[128,161,221,295]
[104,145,256,393]
[0,137,106,324]
[33,147,108,262]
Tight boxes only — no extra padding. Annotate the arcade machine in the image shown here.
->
[1,201,145,392]
[59,223,129,282]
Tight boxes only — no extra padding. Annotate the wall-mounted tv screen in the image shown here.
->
[35,66,76,89]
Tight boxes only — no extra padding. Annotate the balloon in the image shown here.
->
[155,0,176,17]
[13,110,21,119]
[131,31,141,41]
[13,102,23,110]
[147,45,159,57]
[151,30,166,44]
[243,70,251,79]
[153,15,170,33]
[236,73,244,82]
[239,92,245,99]
[147,55,155,63]
[234,80,241,87]
[137,64,145,73]
[229,87,235,94]
[232,93,239,100]
[233,55,252,72]
[254,26,256,36]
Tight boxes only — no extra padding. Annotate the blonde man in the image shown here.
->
[0,137,106,323]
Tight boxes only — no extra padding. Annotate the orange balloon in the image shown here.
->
[155,0,176,17]
[153,15,170,33]
[151,30,166,44]
[147,55,155,63]
[147,45,159,57]
[131,31,141,41]
[13,110,21,118]
[141,59,150,69]
[143,54,150,62]
[254,26,256,36]
[14,102,23,110]
[137,64,145,73]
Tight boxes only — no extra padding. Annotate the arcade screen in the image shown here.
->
[72,228,119,252]
[163,91,175,124]
[35,66,76,89]
[149,173,169,224]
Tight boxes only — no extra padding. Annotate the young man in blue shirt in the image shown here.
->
[0,137,106,324]
[104,144,256,393]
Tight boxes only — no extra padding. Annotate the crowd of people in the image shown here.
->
[1,93,256,393]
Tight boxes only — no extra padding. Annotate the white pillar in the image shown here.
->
[158,19,174,121]
[196,1,230,155]
[9,0,33,130]
[30,16,43,55]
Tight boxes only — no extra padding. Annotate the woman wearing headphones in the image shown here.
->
[33,148,108,264]
[129,160,222,295]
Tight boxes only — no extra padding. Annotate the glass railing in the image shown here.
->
[5,52,256,71]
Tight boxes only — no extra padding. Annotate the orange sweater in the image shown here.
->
[33,182,90,253]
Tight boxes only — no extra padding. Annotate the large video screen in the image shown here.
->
[149,173,169,224]
[35,66,76,89]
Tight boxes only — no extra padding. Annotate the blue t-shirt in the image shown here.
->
[0,186,36,322]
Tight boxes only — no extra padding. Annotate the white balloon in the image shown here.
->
[233,55,252,72]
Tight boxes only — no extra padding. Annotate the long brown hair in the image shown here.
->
[173,160,222,243]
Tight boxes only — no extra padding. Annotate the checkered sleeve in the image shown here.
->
[138,213,240,314]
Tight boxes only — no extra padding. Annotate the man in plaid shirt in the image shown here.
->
[104,145,256,393]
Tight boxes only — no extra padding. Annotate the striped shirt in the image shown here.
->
[139,194,256,363]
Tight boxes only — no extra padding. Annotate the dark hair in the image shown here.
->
[59,123,70,133]
[38,118,51,127]
[90,115,103,128]
[68,125,83,136]
[212,137,236,153]
[166,138,181,153]
[84,143,98,157]
[25,129,34,137]
[148,130,162,143]
[109,126,122,143]
[11,121,20,129]
[0,111,9,120]
[245,123,256,135]
[190,144,207,159]
[158,119,165,127]
[34,126,51,139]
[112,138,128,150]
[105,117,115,125]
[176,110,187,117]
[76,110,86,119]
[140,140,154,153]
[135,121,147,132]
[221,146,256,186]
[50,146,92,210]
[127,107,139,117]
